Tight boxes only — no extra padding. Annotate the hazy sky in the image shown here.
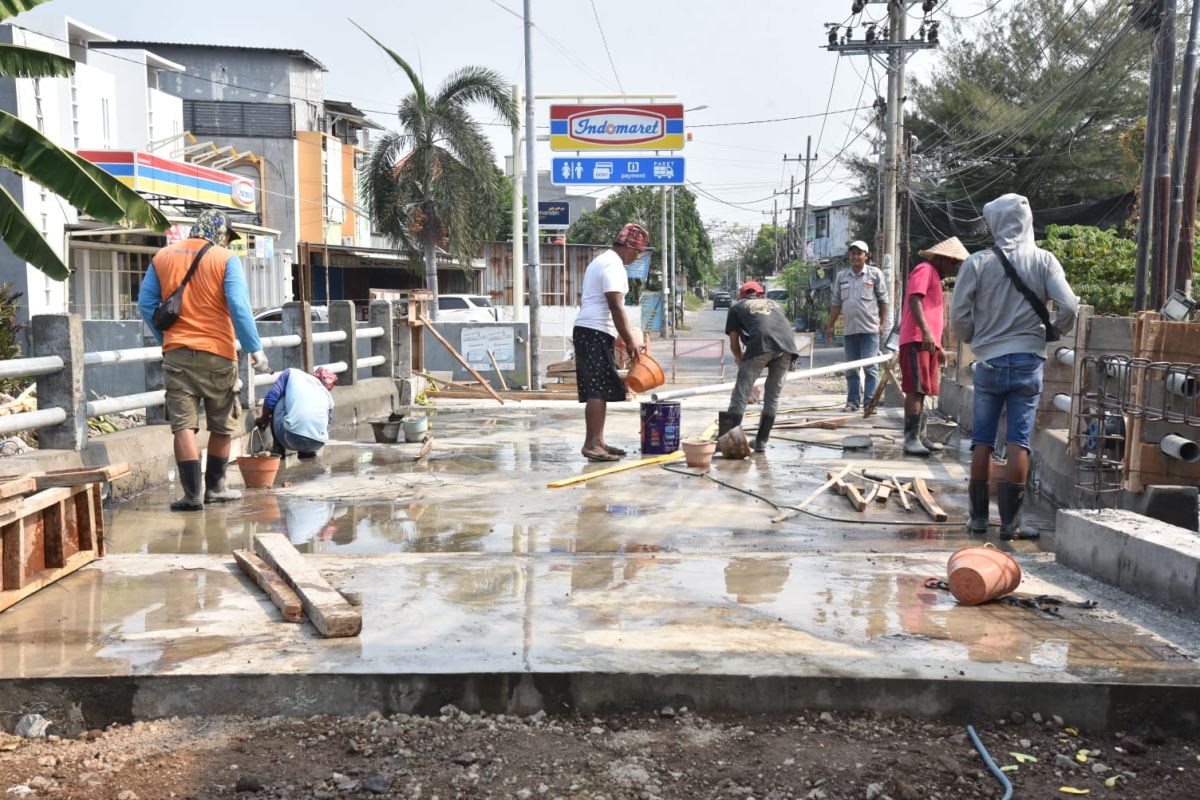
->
[17,0,1003,231]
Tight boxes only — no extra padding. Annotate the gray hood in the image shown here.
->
[983,193,1035,254]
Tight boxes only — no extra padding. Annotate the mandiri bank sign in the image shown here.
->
[550,104,684,151]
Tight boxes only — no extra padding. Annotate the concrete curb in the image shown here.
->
[1057,509,1200,618]
[1,673,1197,735]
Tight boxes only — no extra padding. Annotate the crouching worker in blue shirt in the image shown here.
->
[256,366,337,458]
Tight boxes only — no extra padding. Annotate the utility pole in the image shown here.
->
[669,186,677,334]
[660,187,669,338]
[523,0,542,388]
[1151,0,1178,309]
[1177,69,1200,295]
[1169,0,1200,298]
[510,84,525,325]
[825,1,937,317]
[783,145,817,261]
[772,198,780,272]
[1135,0,1167,310]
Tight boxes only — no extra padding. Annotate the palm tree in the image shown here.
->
[0,0,168,280]
[354,22,518,319]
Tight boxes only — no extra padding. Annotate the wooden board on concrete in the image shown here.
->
[0,550,95,614]
[875,484,891,504]
[892,477,912,511]
[844,483,868,512]
[252,533,362,638]
[913,477,948,522]
[233,549,303,623]
[33,463,130,490]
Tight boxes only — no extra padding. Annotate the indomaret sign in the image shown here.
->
[550,104,684,151]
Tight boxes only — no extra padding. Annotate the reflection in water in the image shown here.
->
[724,558,790,604]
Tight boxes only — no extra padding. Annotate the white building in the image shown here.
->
[805,195,867,261]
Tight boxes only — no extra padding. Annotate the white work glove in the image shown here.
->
[250,351,271,374]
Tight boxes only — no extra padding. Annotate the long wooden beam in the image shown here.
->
[913,476,948,521]
[233,549,303,623]
[252,534,362,637]
[548,451,683,489]
[418,316,504,404]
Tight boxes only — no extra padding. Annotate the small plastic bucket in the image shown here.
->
[947,544,1022,605]
[626,353,666,394]
[402,415,428,443]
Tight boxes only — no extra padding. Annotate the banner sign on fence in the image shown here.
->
[640,292,664,333]
[626,252,651,281]
[538,201,570,228]
[550,104,685,151]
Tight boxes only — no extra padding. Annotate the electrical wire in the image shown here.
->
[587,0,624,94]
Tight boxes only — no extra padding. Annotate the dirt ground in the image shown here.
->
[0,708,1196,799]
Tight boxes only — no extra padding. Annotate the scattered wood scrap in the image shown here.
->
[875,483,892,504]
[913,476,948,522]
[844,482,869,512]
[773,465,851,523]
[233,549,303,622]
[892,477,912,511]
[252,533,362,638]
[486,350,510,391]
[417,315,504,404]
[861,484,879,505]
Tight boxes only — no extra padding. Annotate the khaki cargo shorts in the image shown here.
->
[163,347,241,435]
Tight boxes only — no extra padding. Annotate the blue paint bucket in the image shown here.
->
[640,401,681,455]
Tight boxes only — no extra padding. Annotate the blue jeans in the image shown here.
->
[843,332,880,407]
[271,415,325,457]
[972,353,1045,453]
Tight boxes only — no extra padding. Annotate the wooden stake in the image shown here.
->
[892,477,912,511]
[418,316,504,404]
[913,476,948,521]
[548,451,683,489]
[233,549,303,623]
[486,350,510,391]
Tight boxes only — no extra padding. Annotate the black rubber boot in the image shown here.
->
[717,411,742,440]
[204,456,242,504]
[753,414,776,453]
[170,460,204,512]
[903,414,930,455]
[967,479,990,534]
[999,482,1037,540]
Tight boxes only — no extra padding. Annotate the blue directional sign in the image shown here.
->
[551,157,685,186]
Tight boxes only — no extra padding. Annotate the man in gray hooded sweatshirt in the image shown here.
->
[951,194,1078,539]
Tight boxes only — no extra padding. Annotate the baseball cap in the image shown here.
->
[739,281,765,298]
[848,240,869,253]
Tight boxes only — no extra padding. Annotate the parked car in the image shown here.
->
[254,305,328,323]
[437,294,499,323]
[712,291,732,309]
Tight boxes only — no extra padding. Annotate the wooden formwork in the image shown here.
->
[1124,312,1200,493]
[0,465,124,614]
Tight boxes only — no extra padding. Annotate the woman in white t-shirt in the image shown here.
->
[572,223,650,462]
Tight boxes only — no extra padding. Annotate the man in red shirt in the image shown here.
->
[898,237,969,455]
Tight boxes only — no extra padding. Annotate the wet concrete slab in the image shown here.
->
[5,379,1197,729]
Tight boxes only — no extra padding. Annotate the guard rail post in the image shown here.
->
[368,300,394,379]
[32,314,85,450]
[329,300,357,386]
[282,301,312,371]
[143,331,168,425]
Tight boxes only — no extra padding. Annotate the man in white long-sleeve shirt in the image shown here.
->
[951,194,1078,540]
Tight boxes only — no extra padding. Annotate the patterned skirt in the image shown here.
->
[573,325,627,403]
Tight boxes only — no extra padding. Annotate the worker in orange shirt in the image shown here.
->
[138,209,271,511]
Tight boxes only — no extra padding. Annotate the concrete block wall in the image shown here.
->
[1056,509,1200,618]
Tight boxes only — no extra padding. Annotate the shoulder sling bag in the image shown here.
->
[152,242,213,331]
[991,245,1060,342]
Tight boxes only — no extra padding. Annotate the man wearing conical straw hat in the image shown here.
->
[898,236,969,457]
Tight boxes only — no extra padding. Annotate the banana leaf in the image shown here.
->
[0,181,69,279]
[0,0,50,22]
[0,111,168,230]
[0,44,74,79]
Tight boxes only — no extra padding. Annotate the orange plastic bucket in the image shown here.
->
[626,353,666,394]
[947,544,1021,605]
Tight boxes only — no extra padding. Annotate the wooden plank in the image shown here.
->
[0,550,96,615]
[861,485,879,505]
[0,477,35,500]
[875,484,892,504]
[548,451,684,489]
[0,486,74,525]
[2,519,24,590]
[863,359,899,419]
[827,469,849,496]
[486,350,510,391]
[913,476,948,521]
[844,482,868,512]
[775,414,860,430]
[418,316,505,404]
[795,466,852,511]
[33,463,130,490]
[73,487,95,555]
[252,533,362,638]
[892,477,912,511]
[233,549,303,623]
[43,500,66,570]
